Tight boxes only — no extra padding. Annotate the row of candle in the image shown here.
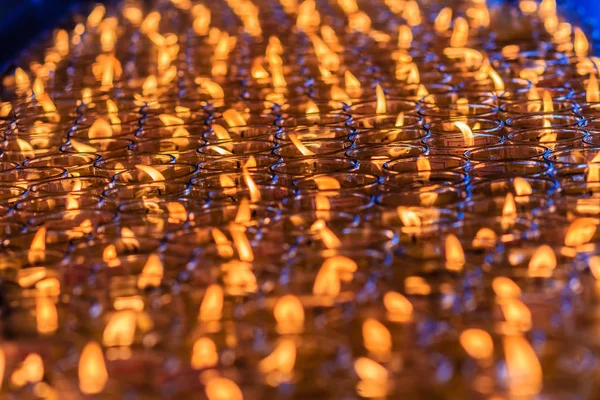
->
[1,0,600,397]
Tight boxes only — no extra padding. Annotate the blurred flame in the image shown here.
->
[434,7,452,33]
[167,202,187,223]
[223,109,247,127]
[135,165,166,181]
[383,291,413,322]
[450,17,469,48]
[354,357,388,382]
[528,245,557,278]
[313,256,357,297]
[454,121,475,147]
[460,329,494,360]
[36,297,58,335]
[493,277,522,299]
[587,74,599,103]
[397,25,413,49]
[230,224,254,262]
[103,310,136,347]
[503,336,543,396]
[445,234,465,271]
[397,206,421,227]
[205,377,243,400]
[17,138,35,159]
[375,84,387,114]
[310,219,342,249]
[28,226,46,265]
[11,353,44,387]
[564,218,597,247]
[199,284,224,322]
[472,227,497,249]
[501,298,532,331]
[288,133,315,156]
[363,318,392,356]
[70,139,98,153]
[79,342,108,395]
[243,168,262,203]
[574,27,589,57]
[137,254,164,289]
[345,70,361,91]
[274,294,305,334]
[305,99,320,114]
[191,337,218,369]
[394,111,405,127]
[514,177,533,196]
[235,198,252,225]
[314,176,341,190]
[258,339,296,383]
[89,118,114,138]
[103,244,118,263]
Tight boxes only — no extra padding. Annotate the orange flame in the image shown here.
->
[450,17,469,48]
[564,218,597,247]
[445,234,465,271]
[205,377,243,400]
[396,206,422,227]
[258,339,296,383]
[28,226,46,265]
[199,284,224,322]
[11,353,44,387]
[503,336,543,396]
[243,168,261,203]
[460,329,494,360]
[79,342,108,394]
[191,337,219,369]
[434,7,452,33]
[310,219,342,249]
[354,357,388,382]
[70,139,98,153]
[501,298,532,331]
[362,318,392,356]
[313,256,357,297]
[383,291,413,322]
[288,133,315,156]
[493,277,522,299]
[375,84,387,114]
[36,297,58,335]
[103,310,136,347]
[313,176,341,190]
[223,109,247,127]
[528,245,557,278]
[137,254,164,289]
[454,121,475,147]
[274,294,305,334]
[394,111,405,127]
[574,27,589,58]
[230,224,254,262]
[135,165,166,181]
[514,177,533,196]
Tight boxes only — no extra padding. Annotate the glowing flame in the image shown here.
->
[0,349,4,391]
[243,168,261,203]
[17,138,35,159]
[434,7,452,33]
[288,133,315,156]
[137,254,164,289]
[305,99,320,114]
[310,219,342,249]
[202,80,225,99]
[383,291,413,322]
[362,318,392,356]
[493,277,522,299]
[502,193,517,225]
[233,198,251,225]
[460,329,494,360]
[331,85,351,104]
[28,226,46,265]
[450,17,469,48]
[445,234,465,271]
[564,218,597,247]
[274,294,305,334]
[542,90,554,113]
[574,27,589,57]
[159,114,185,126]
[79,342,108,395]
[142,75,158,95]
[135,165,166,181]
[103,245,118,264]
[375,84,387,114]
[528,245,557,278]
[11,353,44,387]
[514,177,533,196]
[313,176,341,190]
[70,139,98,153]
[191,337,218,369]
[345,70,361,91]
[103,310,136,347]
[354,357,388,382]
[397,25,413,49]
[223,109,247,127]
[258,339,296,383]
[230,224,254,262]
[472,227,498,249]
[212,125,232,141]
[503,336,543,396]
[32,78,44,97]
[394,112,405,127]
[501,298,532,331]
[15,67,31,92]
[416,156,431,174]
[205,377,243,400]
[167,202,187,223]
[454,121,475,147]
[88,118,114,138]
[488,63,505,92]
[199,284,224,322]
[36,297,58,335]
[587,74,599,103]
[313,256,357,298]
[397,206,422,227]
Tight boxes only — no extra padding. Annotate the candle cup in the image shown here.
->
[190,171,275,192]
[377,187,467,209]
[292,172,381,195]
[111,163,198,185]
[22,153,101,177]
[504,114,583,133]
[467,177,559,198]
[381,170,469,192]
[460,194,552,219]
[383,155,470,175]
[275,126,349,144]
[0,167,68,189]
[28,176,111,197]
[350,98,418,118]
[129,138,204,164]
[346,144,426,175]
[198,140,276,161]
[198,154,279,175]
[423,133,504,156]
[273,139,353,160]
[277,113,351,130]
[271,158,358,186]
[499,99,577,120]
[93,153,176,178]
[203,125,277,143]
[282,192,374,215]
[60,137,134,157]
[12,194,105,222]
[352,114,422,130]
[102,182,190,201]
[465,144,548,164]
[188,203,280,229]
[506,127,587,150]
[208,185,294,209]
[418,103,498,124]
[350,127,428,146]
[470,160,553,181]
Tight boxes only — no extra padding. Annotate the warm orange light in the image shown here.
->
[234,198,252,225]
[28,226,47,265]
[11,353,44,387]
[528,245,557,278]
[383,291,413,323]
[396,206,421,227]
[79,342,108,395]
[135,165,166,181]
[222,260,258,294]
[434,7,452,33]
[472,227,498,249]
[564,218,597,247]
[493,277,522,299]
[500,298,532,331]
[454,121,475,147]
[258,339,296,383]
[251,58,270,80]
[223,109,247,127]
[313,176,341,190]
[450,17,469,48]
[305,99,320,114]
[445,234,465,271]
[460,329,494,360]
[487,63,505,92]
[15,67,31,92]
[354,357,388,382]
[17,138,35,159]
[137,253,164,289]
[587,74,599,103]
[310,219,342,249]
[205,377,243,400]
[416,156,431,173]
[142,75,158,95]
[587,152,600,182]
[230,224,254,262]
[274,294,305,334]
[191,337,219,369]
[313,256,357,297]
[394,111,405,127]
[331,85,351,103]
[514,177,533,196]
[375,84,387,114]
[103,310,136,347]
[502,193,517,225]
[345,70,361,92]
[36,297,58,335]
[88,118,114,138]
[243,167,262,203]
[213,228,234,258]
[542,90,554,113]
[574,27,589,58]
[199,284,224,322]
[397,25,413,49]
[362,318,392,356]
[70,139,98,153]
[503,336,543,396]
[288,133,315,156]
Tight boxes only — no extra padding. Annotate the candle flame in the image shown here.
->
[288,133,315,156]
[142,75,158,95]
[258,339,296,383]
[103,310,136,347]
[79,342,108,395]
[137,253,164,289]
[396,206,422,227]
[405,276,432,295]
[454,121,475,147]
[89,118,114,138]
[513,177,533,196]
[191,337,218,369]
[70,139,98,153]
[450,17,469,48]
[17,138,35,159]
[394,111,405,127]
[310,219,342,249]
[587,74,600,103]
[274,294,305,334]
[313,255,357,297]
[103,244,118,263]
[362,318,392,356]
[36,297,58,335]
[205,377,243,400]
[445,234,465,271]
[564,218,597,247]
[230,224,254,262]
[223,109,247,127]
[587,152,600,182]
[493,277,522,299]
[434,7,452,33]
[528,245,557,278]
[354,357,388,382]
[345,70,361,90]
[199,284,224,322]
[503,336,543,396]
[501,298,532,331]
[472,227,497,249]
[460,329,494,360]
[542,90,554,113]
[159,114,185,127]
[28,226,46,265]
[166,201,187,223]
[135,165,166,181]
[313,176,341,190]
[11,353,44,387]
[243,168,262,203]
[574,27,589,58]
[375,84,387,114]
[383,291,413,322]
[305,99,320,114]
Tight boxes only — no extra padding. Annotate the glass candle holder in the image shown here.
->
[465,144,548,164]
[346,144,426,175]
[506,127,586,150]
[273,139,353,160]
[470,160,553,181]
[60,137,134,157]
[292,172,380,195]
[504,114,583,132]
[271,158,358,186]
[350,127,428,145]
[93,153,176,178]
[383,155,470,175]
[423,133,504,156]
[111,163,198,185]
[22,153,101,177]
